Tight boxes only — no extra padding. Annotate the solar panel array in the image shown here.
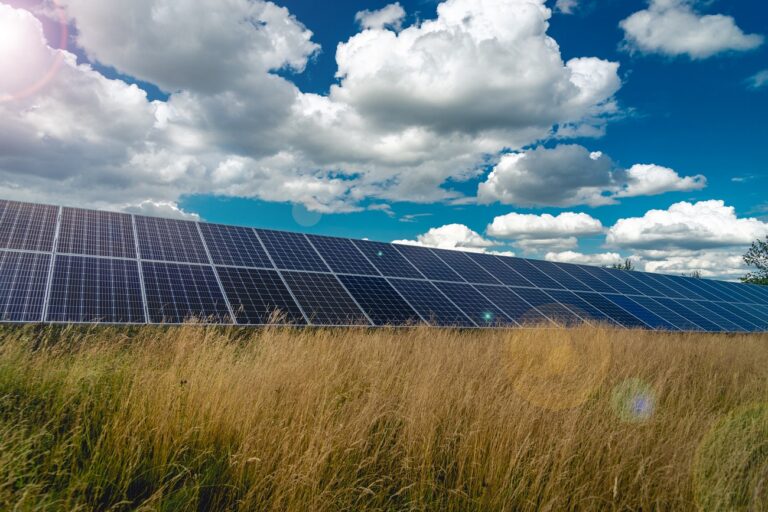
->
[0,198,766,331]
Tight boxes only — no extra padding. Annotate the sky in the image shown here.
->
[0,0,766,280]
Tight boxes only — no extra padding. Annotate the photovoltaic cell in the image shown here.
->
[602,294,678,331]
[394,244,463,282]
[655,298,724,332]
[685,278,735,302]
[135,216,209,263]
[216,267,305,325]
[674,277,720,302]
[629,296,703,331]
[691,301,749,332]
[198,223,273,268]
[503,259,565,290]
[575,292,648,329]
[142,262,231,324]
[389,279,474,327]
[474,285,552,326]
[0,250,50,322]
[352,240,423,279]
[585,267,642,296]
[0,200,58,252]
[528,261,593,292]
[640,273,687,299]
[707,280,760,304]
[47,256,145,323]
[466,253,535,287]
[743,284,768,305]
[616,271,668,297]
[655,274,705,300]
[57,208,136,258]
[559,264,617,294]
[338,275,421,326]
[509,287,581,326]
[281,271,369,326]
[432,249,501,285]
[740,304,768,329]
[545,289,619,327]
[435,282,512,327]
[306,235,379,276]
[256,230,329,272]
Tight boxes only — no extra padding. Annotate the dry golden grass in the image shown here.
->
[0,324,766,511]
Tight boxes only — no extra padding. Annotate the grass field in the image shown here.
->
[0,324,766,511]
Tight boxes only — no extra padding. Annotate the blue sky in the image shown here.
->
[0,0,766,278]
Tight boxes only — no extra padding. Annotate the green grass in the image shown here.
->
[0,324,765,511]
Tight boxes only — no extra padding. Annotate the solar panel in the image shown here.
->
[465,253,535,287]
[306,235,379,276]
[141,262,232,324]
[216,267,305,325]
[57,208,136,259]
[473,285,552,326]
[198,223,273,269]
[352,240,423,279]
[393,244,464,282]
[0,198,765,332]
[256,230,329,272]
[0,200,59,252]
[435,282,513,327]
[47,256,145,323]
[0,250,50,322]
[281,271,369,326]
[431,249,501,285]
[134,216,209,264]
[388,279,475,327]
[337,275,421,326]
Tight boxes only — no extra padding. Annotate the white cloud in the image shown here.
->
[355,3,406,30]
[393,223,495,251]
[545,251,624,267]
[0,0,623,215]
[616,164,706,197]
[620,0,764,59]
[477,145,704,207]
[747,69,768,90]
[555,0,578,15]
[638,249,748,280]
[124,200,201,221]
[606,200,768,250]
[487,211,603,239]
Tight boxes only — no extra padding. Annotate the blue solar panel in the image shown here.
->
[135,216,209,264]
[352,240,423,279]
[674,277,720,302]
[57,208,136,259]
[655,274,706,300]
[281,271,369,326]
[688,279,743,303]
[719,281,765,304]
[616,270,668,297]
[432,249,501,284]
[743,284,768,305]
[338,275,421,326]
[559,264,617,294]
[714,302,765,331]
[0,250,50,322]
[691,301,750,332]
[535,262,594,292]
[655,298,725,332]
[436,282,513,326]
[306,235,379,276]
[628,296,703,331]
[198,223,273,269]
[466,253,535,287]
[216,267,305,325]
[394,244,464,282]
[142,262,231,324]
[509,287,580,325]
[584,266,642,296]
[47,256,145,323]
[0,200,58,252]
[574,292,649,328]
[256,230,329,272]
[474,285,552,326]
[389,279,474,327]
[545,289,619,327]
[503,259,564,289]
[640,273,687,299]
[740,304,768,329]
[602,294,679,331]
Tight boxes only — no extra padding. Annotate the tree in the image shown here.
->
[610,258,634,271]
[683,270,702,279]
[741,236,768,285]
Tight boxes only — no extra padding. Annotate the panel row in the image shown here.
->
[1,249,766,331]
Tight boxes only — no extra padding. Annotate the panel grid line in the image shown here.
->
[131,215,150,324]
[196,222,236,324]
[40,206,62,322]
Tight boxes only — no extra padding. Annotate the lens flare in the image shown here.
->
[291,203,322,227]
[0,0,68,103]
[610,378,655,423]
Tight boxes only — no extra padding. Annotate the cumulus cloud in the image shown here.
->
[393,223,496,251]
[555,0,578,15]
[620,0,764,59]
[355,3,406,30]
[545,250,624,267]
[0,0,624,215]
[747,69,768,90]
[124,201,201,221]
[487,211,603,252]
[606,200,768,250]
[477,145,704,207]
